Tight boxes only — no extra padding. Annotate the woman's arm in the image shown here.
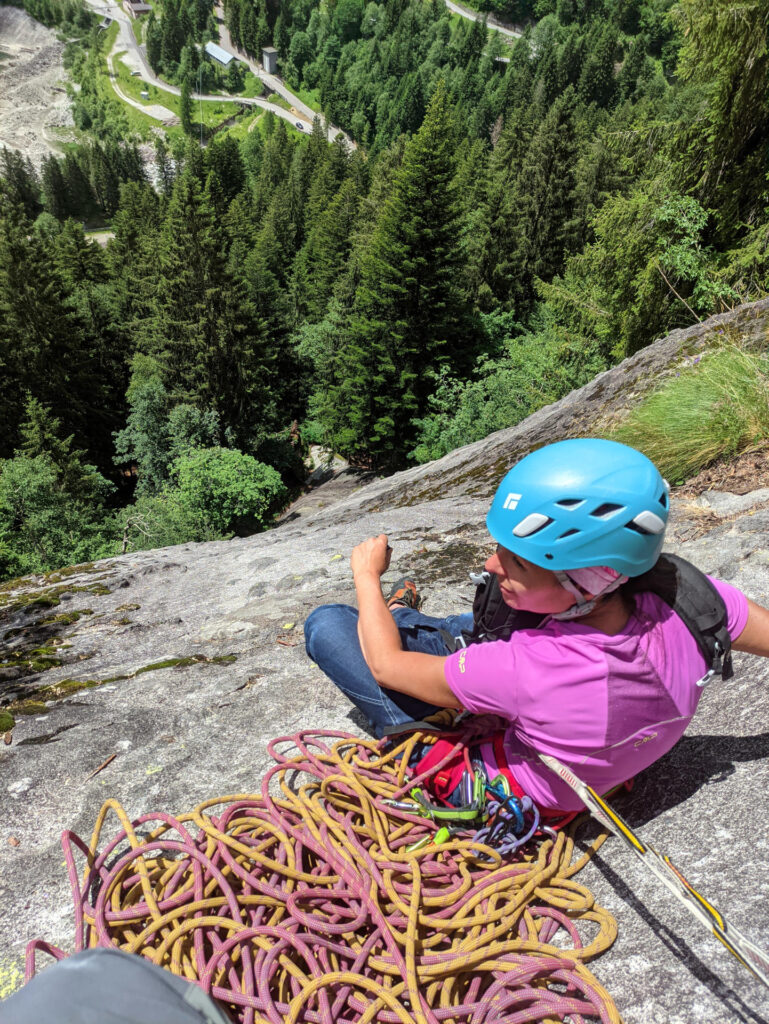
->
[732,598,769,657]
[351,535,462,708]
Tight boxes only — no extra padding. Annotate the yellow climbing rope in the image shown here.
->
[29,727,622,1024]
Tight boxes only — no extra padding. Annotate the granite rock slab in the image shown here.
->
[2,301,769,1020]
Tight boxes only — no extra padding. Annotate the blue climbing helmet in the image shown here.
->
[486,439,669,577]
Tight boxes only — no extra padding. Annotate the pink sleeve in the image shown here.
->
[708,576,749,641]
[444,641,519,719]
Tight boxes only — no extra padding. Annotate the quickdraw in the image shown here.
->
[385,758,546,855]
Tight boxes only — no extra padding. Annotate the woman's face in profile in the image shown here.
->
[485,544,576,615]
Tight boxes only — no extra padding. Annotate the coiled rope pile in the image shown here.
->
[28,728,621,1023]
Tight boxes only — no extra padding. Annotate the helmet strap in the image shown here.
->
[550,570,628,622]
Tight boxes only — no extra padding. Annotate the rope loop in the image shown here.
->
[29,728,620,1024]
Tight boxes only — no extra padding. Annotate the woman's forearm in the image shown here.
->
[349,539,456,706]
[354,570,402,680]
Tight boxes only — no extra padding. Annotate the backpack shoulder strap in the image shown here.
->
[465,571,544,647]
[627,553,733,683]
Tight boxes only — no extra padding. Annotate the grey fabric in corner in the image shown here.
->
[0,948,232,1024]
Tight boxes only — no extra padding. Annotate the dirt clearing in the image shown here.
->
[0,6,74,165]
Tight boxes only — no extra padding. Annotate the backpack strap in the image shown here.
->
[626,553,733,684]
[462,554,733,683]
[465,571,544,647]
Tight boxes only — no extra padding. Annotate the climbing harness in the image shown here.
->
[28,728,622,1024]
[385,714,579,855]
[541,752,769,991]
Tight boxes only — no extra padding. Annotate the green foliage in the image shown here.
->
[115,443,287,554]
[0,194,106,463]
[611,346,769,480]
[539,187,738,360]
[0,400,114,582]
[0,0,92,31]
[180,79,193,135]
[3,0,769,569]
[489,88,580,312]
[149,169,274,444]
[672,0,769,234]
[171,446,287,534]
[114,356,222,495]
[19,398,111,505]
[312,83,480,469]
[114,370,173,495]
[411,314,607,462]
[0,149,41,221]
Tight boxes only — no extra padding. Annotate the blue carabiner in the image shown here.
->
[488,792,525,835]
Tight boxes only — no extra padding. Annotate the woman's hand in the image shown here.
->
[351,534,392,580]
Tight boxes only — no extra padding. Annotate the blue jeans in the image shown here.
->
[304,604,474,738]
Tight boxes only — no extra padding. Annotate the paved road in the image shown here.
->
[445,0,522,38]
[213,4,350,146]
[84,0,349,140]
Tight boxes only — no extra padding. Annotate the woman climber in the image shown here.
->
[304,439,769,812]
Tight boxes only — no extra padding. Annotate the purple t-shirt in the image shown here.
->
[444,578,748,811]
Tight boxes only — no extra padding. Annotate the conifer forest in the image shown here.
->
[0,0,767,580]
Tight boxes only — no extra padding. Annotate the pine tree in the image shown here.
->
[18,397,111,504]
[146,11,162,70]
[617,34,647,101]
[0,194,100,460]
[87,143,121,216]
[154,135,175,195]
[557,24,585,89]
[498,88,579,313]
[180,78,193,135]
[40,155,69,220]
[62,152,93,217]
[315,83,478,469]
[161,1,185,68]
[480,105,534,306]
[150,170,272,443]
[105,182,164,356]
[578,24,617,108]
[0,148,40,220]
[293,178,361,322]
[672,0,769,235]
[204,134,246,205]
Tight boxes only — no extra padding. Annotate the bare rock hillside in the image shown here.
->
[1,300,769,1020]
[0,6,73,164]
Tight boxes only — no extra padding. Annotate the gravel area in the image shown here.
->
[0,6,74,165]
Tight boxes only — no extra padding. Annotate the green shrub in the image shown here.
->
[114,357,222,496]
[172,447,288,535]
[0,454,113,580]
[411,326,606,464]
[113,491,202,553]
[115,447,288,554]
[610,346,769,481]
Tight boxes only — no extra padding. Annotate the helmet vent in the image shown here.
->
[625,520,653,536]
[659,490,669,508]
[625,510,666,536]
[558,528,580,540]
[590,503,623,519]
[556,499,583,508]
[512,513,552,538]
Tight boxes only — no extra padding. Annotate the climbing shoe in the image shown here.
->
[386,576,423,611]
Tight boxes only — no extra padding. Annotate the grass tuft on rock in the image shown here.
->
[610,346,769,482]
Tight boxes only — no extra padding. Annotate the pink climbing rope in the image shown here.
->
[26,728,620,1023]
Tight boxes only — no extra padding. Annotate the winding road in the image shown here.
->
[83,0,520,142]
[445,0,522,39]
[84,0,351,143]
